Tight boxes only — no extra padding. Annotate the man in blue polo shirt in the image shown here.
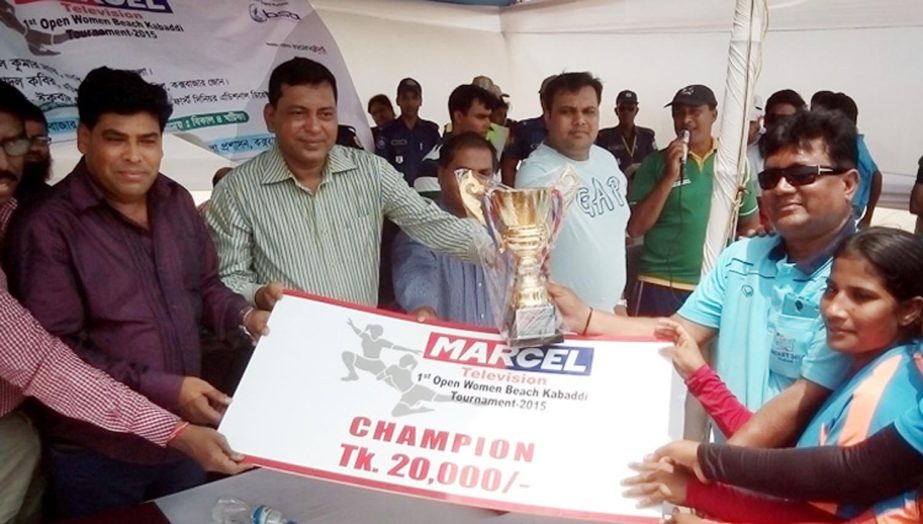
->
[375,78,440,186]
[550,109,860,445]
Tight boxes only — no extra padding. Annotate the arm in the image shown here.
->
[699,424,923,504]
[626,140,684,238]
[859,170,882,228]
[1,278,249,473]
[204,177,262,305]
[392,232,442,318]
[378,158,487,264]
[728,378,831,447]
[685,478,840,524]
[735,181,761,236]
[685,365,753,437]
[187,190,252,340]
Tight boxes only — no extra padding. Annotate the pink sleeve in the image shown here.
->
[0,278,180,446]
[685,478,840,523]
[685,365,753,437]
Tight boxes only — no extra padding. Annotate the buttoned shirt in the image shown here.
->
[392,214,493,328]
[375,118,441,185]
[205,145,486,307]
[677,224,855,422]
[0,198,178,447]
[595,125,657,172]
[5,161,248,464]
[502,116,547,163]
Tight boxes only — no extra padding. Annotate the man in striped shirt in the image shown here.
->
[0,84,249,523]
[206,58,489,310]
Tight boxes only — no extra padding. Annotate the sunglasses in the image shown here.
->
[0,135,31,157]
[757,165,848,190]
[616,105,637,113]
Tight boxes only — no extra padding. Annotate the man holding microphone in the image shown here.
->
[627,84,759,316]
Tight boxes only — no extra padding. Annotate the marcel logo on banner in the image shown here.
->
[423,333,594,377]
[14,0,174,14]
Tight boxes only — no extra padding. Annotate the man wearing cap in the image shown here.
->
[500,75,556,186]
[628,84,759,316]
[596,90,657,177]
[375,78,440,186]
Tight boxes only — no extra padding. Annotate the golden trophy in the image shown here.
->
[458,169,577,347]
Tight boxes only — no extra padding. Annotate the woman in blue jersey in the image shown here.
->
[626,227,923,523]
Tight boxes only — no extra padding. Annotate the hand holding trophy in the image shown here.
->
[457,168,578,348]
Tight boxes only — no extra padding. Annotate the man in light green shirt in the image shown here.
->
[205,58,487,309]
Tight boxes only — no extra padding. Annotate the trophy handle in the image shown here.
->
[548,187,566,244]
[482,187,506,252]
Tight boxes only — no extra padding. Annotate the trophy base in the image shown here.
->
[508,304,564,348]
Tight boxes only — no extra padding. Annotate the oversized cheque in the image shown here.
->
[219,292,683,522]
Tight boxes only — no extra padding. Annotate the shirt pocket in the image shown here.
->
[769,313,817,380]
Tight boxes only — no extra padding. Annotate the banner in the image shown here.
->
[219,292,683,522]
[0,0,372,159]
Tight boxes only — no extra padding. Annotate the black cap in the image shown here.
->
[616,90,638,105]
[397,78,422,96]
[665,84,717,107]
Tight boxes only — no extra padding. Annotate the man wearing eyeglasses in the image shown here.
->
[13,99,53,208]
[550,109,859,447]
[595,90,657,178]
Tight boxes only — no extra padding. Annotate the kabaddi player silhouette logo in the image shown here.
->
[379,355,452,417]
[341,319,450,417]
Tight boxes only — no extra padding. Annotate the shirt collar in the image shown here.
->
[260,145,357,187]
[69,158,171,212]
[769,219,857,274]
[688,138,718,166]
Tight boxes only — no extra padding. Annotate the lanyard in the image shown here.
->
[620,131,637,161]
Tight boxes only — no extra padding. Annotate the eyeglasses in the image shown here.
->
[29,135,51,147]
[0,135,31,157]
[757,164,848,190]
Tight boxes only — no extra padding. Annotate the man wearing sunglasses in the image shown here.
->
[550,109,860,449]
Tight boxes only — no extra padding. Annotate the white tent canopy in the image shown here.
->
[50,0,923,208]
[316,0,923,208]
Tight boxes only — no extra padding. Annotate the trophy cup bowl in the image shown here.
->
[483,186,564,347]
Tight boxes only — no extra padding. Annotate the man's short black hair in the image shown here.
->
[367,94,393,113]
[827,92,859,125]
[77,67,172,130]
[20,98,46,126]
[541,72,603,111]
[447,84,498,120]
[765,89,807,115]
[438,131,499,172]
[0,80,35,121]
[268,57,338,107]
[761,109,858,169]
[810,90,837,110]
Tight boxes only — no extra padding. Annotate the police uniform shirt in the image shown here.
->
[375,118,441,185]
[596,125,657,172]
[501,116,547,163]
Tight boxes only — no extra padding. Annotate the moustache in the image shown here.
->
[0,170,20,182]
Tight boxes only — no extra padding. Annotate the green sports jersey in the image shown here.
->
[629,146,757,286]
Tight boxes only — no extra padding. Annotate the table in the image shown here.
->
[156,468,649,523]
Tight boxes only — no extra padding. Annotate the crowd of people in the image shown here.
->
[0,54,920,523]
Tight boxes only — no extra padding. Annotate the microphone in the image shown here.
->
[680,129,690,166]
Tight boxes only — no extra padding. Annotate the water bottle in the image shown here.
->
[211,497,297,524]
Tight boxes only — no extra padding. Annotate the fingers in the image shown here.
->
[193,397,224,426]
[202,386,232,407]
